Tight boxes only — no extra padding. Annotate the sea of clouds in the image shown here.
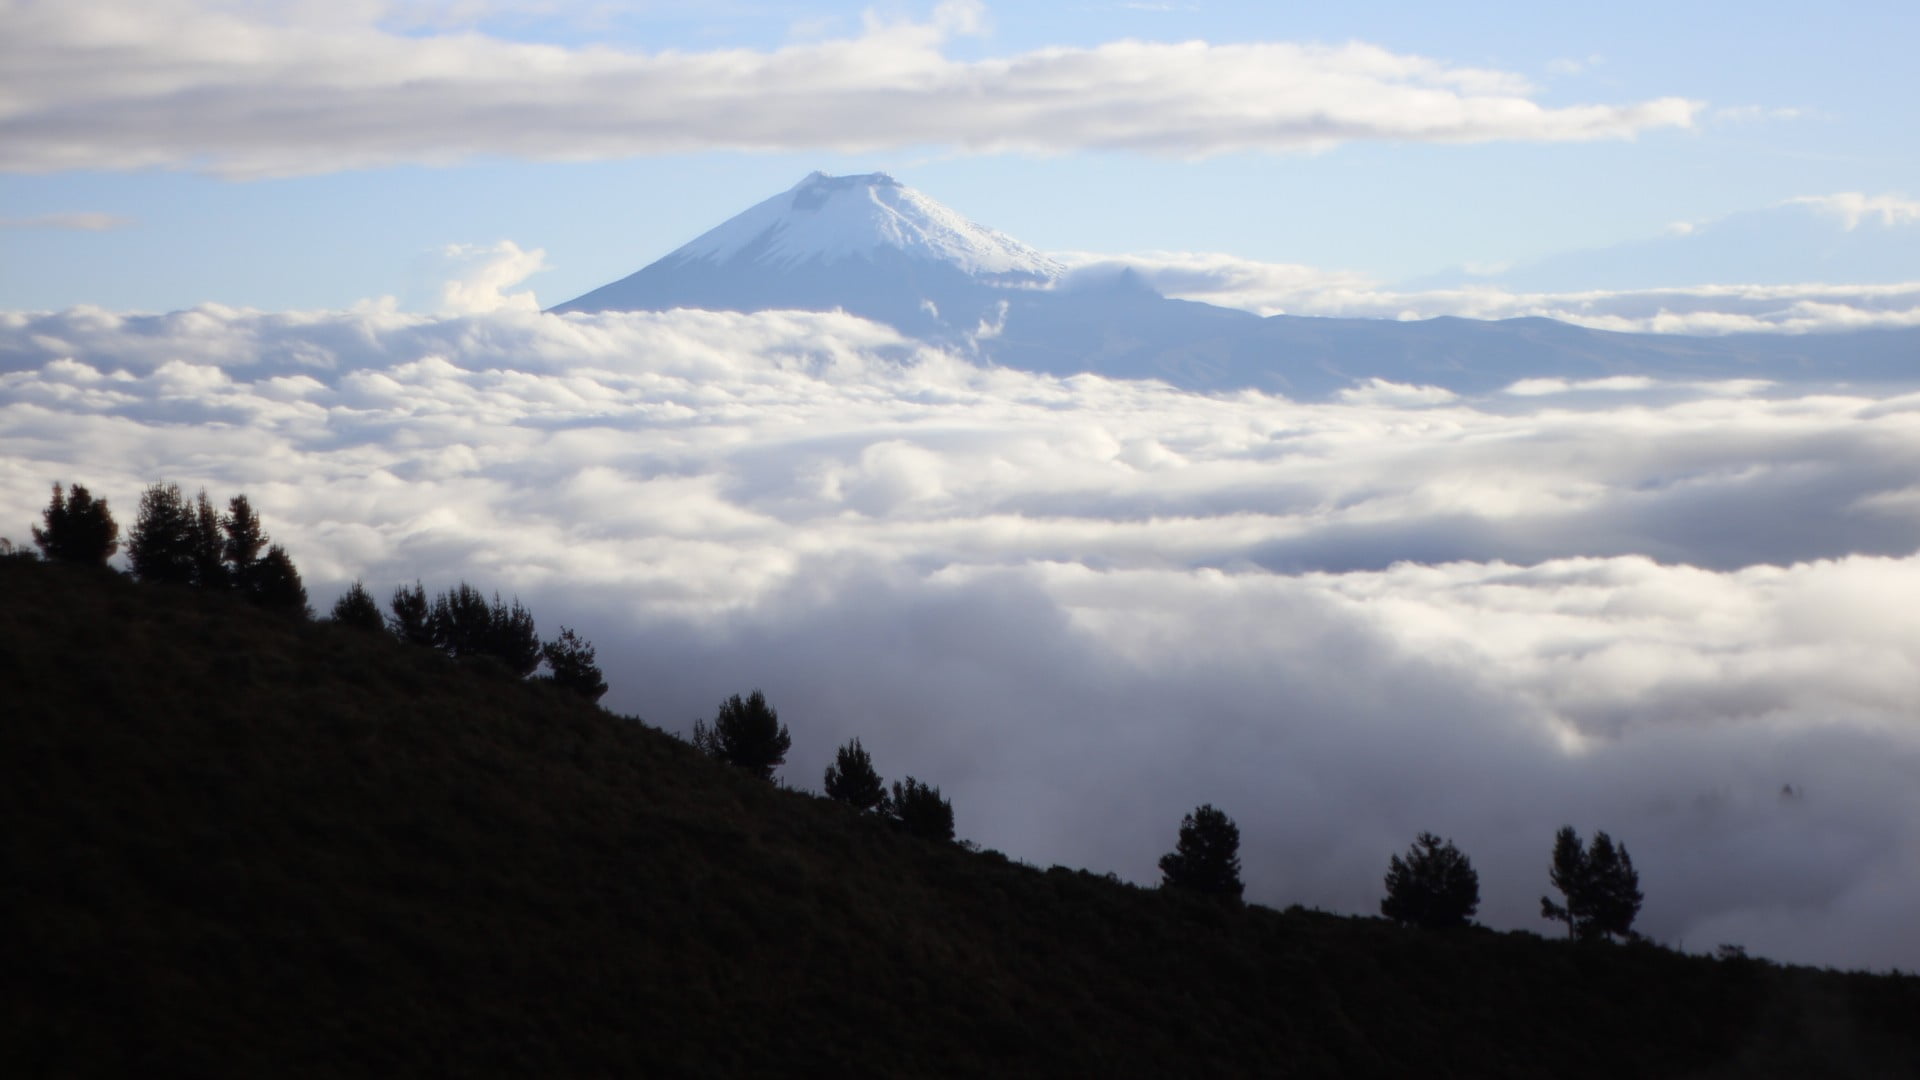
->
[4,303,1918,971]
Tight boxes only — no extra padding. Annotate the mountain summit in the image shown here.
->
[551,172,1059,332]
[671,171,1060,282]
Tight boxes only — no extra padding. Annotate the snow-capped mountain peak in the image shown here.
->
[669,171,1062,282]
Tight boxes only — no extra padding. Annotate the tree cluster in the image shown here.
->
[33,479,308,615]
[366,580,607,701]
[820,735,956,842]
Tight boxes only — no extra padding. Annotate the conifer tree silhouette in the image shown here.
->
[1159,804,1244,900]
[330,581,385,631]
[31,482,118,566]
[540,627,608,702]
[691,690,791,781]
[887,777,955,842]
[1381,832,1480,929]
[824,738,887,813]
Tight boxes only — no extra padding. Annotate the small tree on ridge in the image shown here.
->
[1159,803,1244,900]
[1381,832,1480,930]
[691,690,791,781]
[887,776,954,842]
[1541,825,1643,942]
[824,738,886,813]
[31,482,118,566]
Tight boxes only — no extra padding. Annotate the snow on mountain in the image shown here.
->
[672,171,1062,282]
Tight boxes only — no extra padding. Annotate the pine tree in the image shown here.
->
[1381,832,1480,929]
[887,777,955,842]
[429,583,494,657]
[824,738,886,812]
[1541,825,1590,940]
[222,494,267,579]
[127,482,198,584]
[330,581,386,631]
[1159,804,1244,900]
[247,544,308,616]
[487,593,541,678]
[690,690,791,781]
[540,627,608,702]
[189,489,229,588]
[31,482,118,566]
[1587,832,1644,942]
[388,582,433,646]
[1541,826,1642,942]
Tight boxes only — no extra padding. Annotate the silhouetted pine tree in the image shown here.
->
[486,594,541,678]
[330,581,386,631]
[1159,804,1244,900]
[190,490,229,589]
[1587,832,1644,942]
[31,482,118,566]
[388,582,433,646]
[222,495,267,580]
[824,738,887,813]
[540,627,608,702]
[1541,825,1591,940]
[1381,832,1480,930]
[247,545,308,617]
[1542,826,1642,942]
[690,690,790,781]
[887,777,955,842]
[128,483,198,585]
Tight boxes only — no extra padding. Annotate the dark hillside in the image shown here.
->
[3,558,1917,1076]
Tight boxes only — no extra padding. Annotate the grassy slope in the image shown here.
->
[3,557,1916,1077]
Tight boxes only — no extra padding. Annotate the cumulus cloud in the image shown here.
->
[0,211,134,230]
[435,240,549,314]
[0,0,1700,177]
[3,303,1918,971]
[1056,250,1920,333]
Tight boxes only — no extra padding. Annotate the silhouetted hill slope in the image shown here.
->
[4,558,1918,1077]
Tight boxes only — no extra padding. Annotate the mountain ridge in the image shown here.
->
[8,555,1920,1076]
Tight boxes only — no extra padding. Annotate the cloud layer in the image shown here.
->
[1059,250,1920,333]
[0,0,1700,176]
[4,303,1918,971]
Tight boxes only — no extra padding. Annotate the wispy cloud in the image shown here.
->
[1785,192,1920,230]
[3,302,1919,970]
[0,0,1701,177]
[0,211,135,231]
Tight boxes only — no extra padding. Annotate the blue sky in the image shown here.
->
[1,0,1915,313]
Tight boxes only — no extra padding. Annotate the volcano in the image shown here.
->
[554,173,1920,398]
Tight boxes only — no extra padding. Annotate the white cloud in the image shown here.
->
[0,0,1701,177]
[4,303,1919,971]
[1785,193,1920,230]
[1059,250,1920,333]
[435,240,549,314]
[0,211,135,230]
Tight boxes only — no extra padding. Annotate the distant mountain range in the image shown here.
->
[554,173,1920,398]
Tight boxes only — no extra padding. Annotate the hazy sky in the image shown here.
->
[3,0,1919,973]
[2,0,1915,311]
